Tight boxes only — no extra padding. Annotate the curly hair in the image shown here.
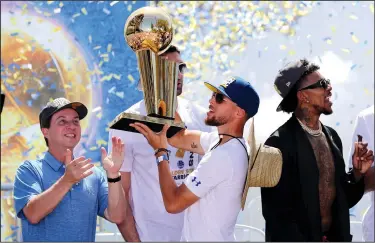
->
[279,59,320,113]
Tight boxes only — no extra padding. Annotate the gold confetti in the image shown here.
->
[53,26,61,32]
[326,39,333,45]
[93,46,102,50]
[96,139,107,146]
[128,74,135,83]
[341,48,351,53]
[280,45,287,50]
[113,74,121,80]
[288,50,296,55]
[110,1,119,6]
[107,44,112,52]
[72,13,81,18]
[59,2,64,7]
[81,8,88,15]
[89,146,98,151]
[351,34,359,43]
[349,14,358,20]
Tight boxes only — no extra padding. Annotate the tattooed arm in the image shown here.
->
[168,129,205,155]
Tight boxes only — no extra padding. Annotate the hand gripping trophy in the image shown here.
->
[109,6,185,137]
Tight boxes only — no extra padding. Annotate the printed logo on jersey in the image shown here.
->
[191,176,201,186]
[177,160,184,169]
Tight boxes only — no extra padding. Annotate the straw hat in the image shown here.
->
[241,118,283,210]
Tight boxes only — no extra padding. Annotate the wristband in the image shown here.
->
[154,148,171,156]
[107,174,121,183]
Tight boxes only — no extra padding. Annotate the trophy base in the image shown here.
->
[109,112,185,138]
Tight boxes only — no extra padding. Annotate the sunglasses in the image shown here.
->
[178,63,187,74]
[211,92,226,104]
[299,78,331,91]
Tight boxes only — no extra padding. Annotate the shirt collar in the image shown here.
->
[43,151,64,172]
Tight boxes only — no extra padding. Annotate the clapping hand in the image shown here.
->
[101,137,125,177]
[62,149,94,185]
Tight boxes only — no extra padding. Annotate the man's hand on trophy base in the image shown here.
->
[130,122,170,150]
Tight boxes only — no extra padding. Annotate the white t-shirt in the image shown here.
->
[181,131,249,241]
[108,97,214,241]
[348,105,374,242]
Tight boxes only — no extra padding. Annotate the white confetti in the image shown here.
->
[103,8,111,15]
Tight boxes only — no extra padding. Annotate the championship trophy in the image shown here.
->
[109,7,185,138]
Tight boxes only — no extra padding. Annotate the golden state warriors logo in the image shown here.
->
[220,77,236,88]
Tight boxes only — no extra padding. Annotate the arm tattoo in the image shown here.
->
[191,142,198,149]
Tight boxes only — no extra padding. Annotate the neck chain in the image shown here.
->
[210,134,249,161]
[297,118,323,137]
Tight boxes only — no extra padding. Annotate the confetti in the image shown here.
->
[72,13,81,18]
[107,44,112,52]
[88,35,92,44]
[110,1,118,6]
[341,48,351,53]
[81,8,88,15]
[351,34,359,43]
[92,106,102,113]
[103,8,111,15]
[350,64,357,70]
[349,14,358,20]
[53,26,61,32]
[54,8,61,14]
[127,74,135,84]
[115,92,124,99]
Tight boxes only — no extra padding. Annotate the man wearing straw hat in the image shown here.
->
[130,76,260,241]
[261,59,374,242]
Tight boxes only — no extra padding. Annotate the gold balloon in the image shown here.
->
[124,6,174,55]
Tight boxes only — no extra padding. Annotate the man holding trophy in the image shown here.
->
[109,7,213,241]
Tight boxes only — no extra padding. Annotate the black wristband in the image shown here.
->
[107,174,121,183]
[154,148,171,156]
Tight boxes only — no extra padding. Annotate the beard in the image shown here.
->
[313,104,333,115]
[204,115,227,126]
